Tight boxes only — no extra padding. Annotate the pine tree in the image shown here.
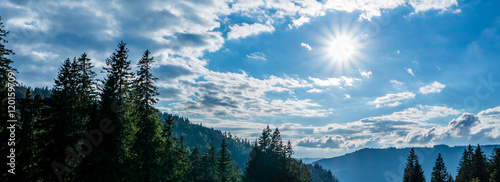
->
[471,144,488,182]
[456,145,473,182]
[203,138,218,181]
[489,147,500,182]
[218,137,240,182]
[432,153,452,182]
[86,41,135,181]
[189,146,204,181]
[131,50,162,181]
[403,148,426,182]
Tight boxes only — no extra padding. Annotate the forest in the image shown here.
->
[0,17,339,182]
[402,145,500,182]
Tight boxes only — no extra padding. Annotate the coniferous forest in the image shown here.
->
[0,17,339,182]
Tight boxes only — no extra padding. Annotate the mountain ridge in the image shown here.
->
[314,144,500,182]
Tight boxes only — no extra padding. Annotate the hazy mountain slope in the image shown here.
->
[314,144,500,182]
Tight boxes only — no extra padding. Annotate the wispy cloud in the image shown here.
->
[307,88,324,93]
[359,70,372,78]
[309,76,361,88]
[301,43,312,51]
[390,80,404,85]
[369,91,416,108]
[246,52,266,61]
[406,67,415,76]
[227,23,275,40]
[419,81,446,94]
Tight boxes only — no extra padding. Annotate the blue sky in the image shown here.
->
[2,0,500,158]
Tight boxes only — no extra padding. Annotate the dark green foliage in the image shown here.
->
[431,153,453,182]
[403,148,426,182]
[161,115,191,181]
[456,145,473,182]
[471,144,488,182]
[455,144,490,182]
[244,126,311,182]
[0,16,16,181]
[130,50,163,181]
[85,41,135,181]
[218,137,241,182]
[307,163,340,182]
[489,148,500,182]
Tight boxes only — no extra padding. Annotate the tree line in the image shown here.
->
[1,17,339,182]
[403,145,500,182]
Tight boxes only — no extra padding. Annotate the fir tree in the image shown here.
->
[218,137,240,182]
[403,148,426,182]
[432,153,452,182]
[131,50,163,181]
[456,145,473,182]
[203,138,218,181]
[87,41,135,181]
[189,146,204,181]
[471,144,488,182]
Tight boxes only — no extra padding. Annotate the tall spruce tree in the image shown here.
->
[432,153,452,182]
[86,41,135,181]
[217,137,240,182]
[471,144,488,182]
[131,50,163,181]
[456,145,474,182]
[403,148,426,182]
[189,146,204,181]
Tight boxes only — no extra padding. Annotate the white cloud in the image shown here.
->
[227,23,275,40]
[390,80,404,85]
[409,0,458,13]
[307,88,324,93]
[344,94,351,99]
[406,67,415,76]
[301,43,312,51]
[369,91,416,108]
[246,52,266,61]
[309,76,361,88]
[419,81,446,94]
[359,70,372,78]
[295,105,498,153]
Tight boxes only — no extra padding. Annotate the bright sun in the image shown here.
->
[329,35,358,62]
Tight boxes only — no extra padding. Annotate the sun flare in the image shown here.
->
[329,35,358,62]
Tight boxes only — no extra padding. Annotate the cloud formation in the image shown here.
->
[246,52,266,61]
[419,81,446,94]
[295,105,499,152]
[301,43,312,51]
[369,91,416,108]
[227,23,275,40]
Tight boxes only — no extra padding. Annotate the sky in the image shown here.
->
[2,0,500,158]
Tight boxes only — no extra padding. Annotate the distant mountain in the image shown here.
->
[314,144,500,182]
[301,158,324,164]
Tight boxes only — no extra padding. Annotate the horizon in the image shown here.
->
[2,0,500,158]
